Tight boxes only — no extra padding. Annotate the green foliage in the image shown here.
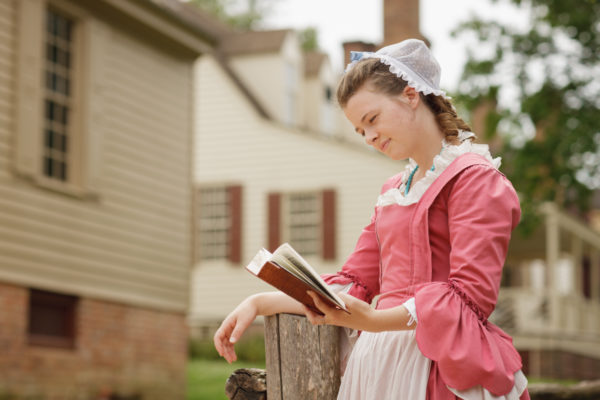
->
[188,0,272,30]
[189,337,221,360]
[0,391,16,400]
[189,332,265,363]
[299,27,319,51]
[188,0,321,50]
[453,0,600,234]
[0,389,42,400]
[232,332,266,362]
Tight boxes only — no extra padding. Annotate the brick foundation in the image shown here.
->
[0,282,188,400]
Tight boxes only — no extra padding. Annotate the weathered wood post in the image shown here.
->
[264,313,341,400]
[225,368,267,400]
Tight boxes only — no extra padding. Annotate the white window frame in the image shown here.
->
[15,0,106,198]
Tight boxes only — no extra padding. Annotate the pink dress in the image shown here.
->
[322,136,530,400]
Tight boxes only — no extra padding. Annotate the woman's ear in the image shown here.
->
[402,86,420,109]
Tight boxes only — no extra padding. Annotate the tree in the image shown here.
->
[453,0,600,234]
[188,0,321,53]
[299,27,319,51]
[188,0,272,30]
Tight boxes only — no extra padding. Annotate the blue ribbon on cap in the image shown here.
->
[350,51,369,62]
[350,51,364,62]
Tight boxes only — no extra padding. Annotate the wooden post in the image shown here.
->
[264,313,341,400]
[225,368,267,400]
[570,236,583,333]
[545,207,560,331]
[571,236,583,296]
[591,250,600,302]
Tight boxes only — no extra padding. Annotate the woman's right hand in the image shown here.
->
[213,295,259,363]
[213,292,305,363]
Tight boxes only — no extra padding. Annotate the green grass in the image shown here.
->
[187,359,266,400]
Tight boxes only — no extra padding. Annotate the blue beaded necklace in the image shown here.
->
[404,163,436,196]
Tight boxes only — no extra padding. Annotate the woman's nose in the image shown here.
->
[364,129,378,145]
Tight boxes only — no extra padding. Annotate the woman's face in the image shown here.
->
[343,84,419,161]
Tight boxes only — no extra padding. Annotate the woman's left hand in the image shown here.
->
[303,291,378,332]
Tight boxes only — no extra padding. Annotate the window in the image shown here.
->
[268,189,336,260]
[195,185,242,263]
[324,86,332,102]
[16,0,103,195]
[28,289,78,349]
[321,85,335,135]
[286,192,321,256]
[43,9,74,182]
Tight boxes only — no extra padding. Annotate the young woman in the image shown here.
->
[214,39,529,400]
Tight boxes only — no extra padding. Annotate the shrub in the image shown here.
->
[189,332,265,363]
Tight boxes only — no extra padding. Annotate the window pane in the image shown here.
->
[59,161,67,181]
[45,129,53,148]
[44,156,53,176]
[287,193,320,256]
[28,289,77,349]
[29,304,69,336]
[45,99,53,120]
[43,9,74,182]
[197,186,231,260]
[60,133,67,152]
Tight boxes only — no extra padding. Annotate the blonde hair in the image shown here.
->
[337,58,472,144]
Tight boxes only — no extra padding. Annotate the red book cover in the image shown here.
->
[245,245,349,315]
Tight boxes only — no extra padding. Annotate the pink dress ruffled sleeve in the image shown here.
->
[414,164,524,398]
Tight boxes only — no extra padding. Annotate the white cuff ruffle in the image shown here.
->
[401,297,417,326]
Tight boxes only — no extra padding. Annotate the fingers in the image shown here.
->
[213,317,238,363]
[230,313,252,345]
[307,291,337,314]
[303,304,326,326]
[307,291,325,310]
[304,291,332,326]
[213,297,260,364]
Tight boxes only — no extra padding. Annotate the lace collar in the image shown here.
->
[376,131,501,207]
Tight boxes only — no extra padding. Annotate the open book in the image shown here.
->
[246,243,349,315]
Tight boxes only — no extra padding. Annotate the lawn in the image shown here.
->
[187,359,266,400]
[186,358,584,399]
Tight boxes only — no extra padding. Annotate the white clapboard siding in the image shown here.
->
[0,2,192,312]
[228,53,291,126]
[191,56,405,321]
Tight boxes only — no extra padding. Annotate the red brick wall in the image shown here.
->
[0,282,188,400]
[342,41,378,69]
[383,0,419,46]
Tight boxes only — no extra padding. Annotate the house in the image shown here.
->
[492,203,600,380]
[188,28,402,328]
[0,0,224,398]
[303,51,336,136]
